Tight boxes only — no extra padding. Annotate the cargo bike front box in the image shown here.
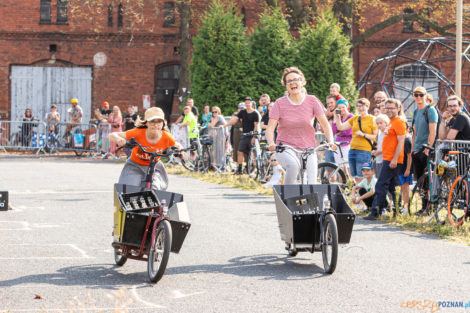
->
[274,184,355,252]
[112,184,191,254]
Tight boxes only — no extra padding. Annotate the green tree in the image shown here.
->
[250,7,296,101]
[190,0,254,115]
[296,11,358,110]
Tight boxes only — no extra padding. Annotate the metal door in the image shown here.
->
[10,66,92,123]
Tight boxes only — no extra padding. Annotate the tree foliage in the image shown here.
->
[295,12,358,109]
[190,0,254,115]
[249,7,296,102]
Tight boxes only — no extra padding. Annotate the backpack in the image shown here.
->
[411,105,441,147]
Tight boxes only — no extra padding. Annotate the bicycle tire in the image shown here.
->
[408,175,429,215]
[447,176,469,227]
[322,214,338,274]
[430,203,448,225]
[148,219,172,283]
[317,162,349,194]
[181,149,199,172]
[200,146,211,173]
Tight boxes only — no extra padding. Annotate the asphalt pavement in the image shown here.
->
[0,158,469,313]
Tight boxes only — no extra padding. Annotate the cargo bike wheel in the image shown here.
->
[148,219,172,283]
[114,248,128,266]
[321,214,338,274]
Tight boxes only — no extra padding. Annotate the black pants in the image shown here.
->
[359,188,374,208]
[412,150,429,210]
[371,160,399,214]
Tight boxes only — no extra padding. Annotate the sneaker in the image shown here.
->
[363,213,379,220]
[356,203,364,211]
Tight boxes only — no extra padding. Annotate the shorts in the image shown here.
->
[238,136,253,153]
[398,174,413,186]
[348,149,372,178]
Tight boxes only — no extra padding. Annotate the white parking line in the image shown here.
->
[131,286,166,309]
[0,221,31,231]
[8,190,110,195]
[0,243,92,260]
[1,306,166,312]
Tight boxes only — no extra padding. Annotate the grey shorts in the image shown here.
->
[118,159,169,191]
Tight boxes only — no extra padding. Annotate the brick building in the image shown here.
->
[0,0,461,124]
[0,0,264,124]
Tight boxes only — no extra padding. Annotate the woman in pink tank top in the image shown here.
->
[265,67,335,184]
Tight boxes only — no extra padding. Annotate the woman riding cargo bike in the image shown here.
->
[109,107,189,283]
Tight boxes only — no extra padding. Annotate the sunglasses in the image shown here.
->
[413,93,425,98]
[212,111,218,114]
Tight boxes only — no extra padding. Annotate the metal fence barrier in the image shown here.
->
[206,127,226,169]
[170,124,190,149]
[435,139,470,176]
[0,120,99,156]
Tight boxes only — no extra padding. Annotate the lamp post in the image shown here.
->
[456,0,463,97]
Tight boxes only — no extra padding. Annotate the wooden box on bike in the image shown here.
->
[113,184,191,253]
[273,184,355,246]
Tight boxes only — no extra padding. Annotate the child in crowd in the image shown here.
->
[398,133,413,214]
[263,155,285,188]
[351,163,377,210]
[371,114,389,176]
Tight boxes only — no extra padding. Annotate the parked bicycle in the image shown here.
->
[409,145,457,224]
[447,148,470,226]
[242,131,262,179]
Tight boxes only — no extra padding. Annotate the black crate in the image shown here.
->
[0,191,8,211]
[274,184,355,245]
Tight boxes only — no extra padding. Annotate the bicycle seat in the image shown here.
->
[335,141,349,146]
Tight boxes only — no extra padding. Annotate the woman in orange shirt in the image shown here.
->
[109,107,182,190]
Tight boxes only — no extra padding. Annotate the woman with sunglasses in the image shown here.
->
[265,66,335,184]
[208,106,226,128]
[109,107,182,190]
[335,98,378,184]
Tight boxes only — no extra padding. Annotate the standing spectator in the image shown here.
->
[123,105,138,131]
[21,108,39,146]
[373,91,388,114]
[398,133,413,214]
[261,102,274,130]
[410,86,438,213]
[330,83,344,101]
[265,67,335,184]
[351,163,377,211]
[68,98,83,124]
[332,99,353,168]
[258,94,271,116]
[325,95,337,122]
[372,107,381,116]
[45,104,60,135]
[108,106,123,156]
[365,98,406,220]
[371,114,390,177]
[208,106,226,127]
[223,97,259,175]
[175,98,198,124]
[229,103,245,167]
[180,106,199,142]
[201,105,212,134]
[335,98,378,184]
[101,101,112,119]
[439,95,470,140]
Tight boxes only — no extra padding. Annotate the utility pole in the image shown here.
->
[456,0,463,96]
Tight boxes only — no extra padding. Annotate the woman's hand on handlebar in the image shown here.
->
[117,137,127,147]
[268,144,276,152]
[327,142,337,151]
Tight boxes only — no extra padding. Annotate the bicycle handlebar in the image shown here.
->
[276,142,331,154]
[126,137,180,157]
[242,131,262,137]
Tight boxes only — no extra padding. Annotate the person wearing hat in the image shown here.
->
[351,163,377,210]
[109,107,182,190]
[223,97,260,175]
[68,98,83,124]
[45,104,60,135]
[410,86,438,214]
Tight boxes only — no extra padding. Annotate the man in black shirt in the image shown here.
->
[123,105,138,131]
[223,97,259,174]
[439,95,470,141]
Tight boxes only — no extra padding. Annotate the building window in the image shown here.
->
[108,5,113,27]
[57,0,68,24]
[118,3,123,27]
[163,2,176,27]
[40,0,51,24]
[403,8,415,33]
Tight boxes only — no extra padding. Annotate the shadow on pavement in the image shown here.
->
[166,253,329,280]
[0,263,149,289]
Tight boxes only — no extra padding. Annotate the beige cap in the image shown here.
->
[413,86,427,94]
[145,107,165,122]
